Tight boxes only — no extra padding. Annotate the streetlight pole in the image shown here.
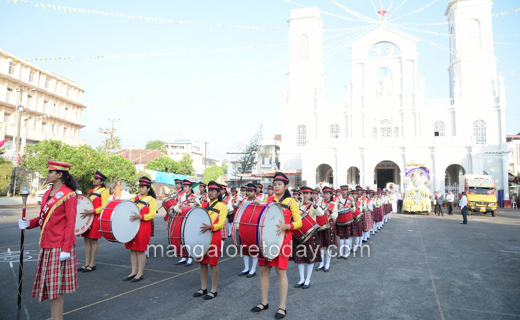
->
[17,187,30,320]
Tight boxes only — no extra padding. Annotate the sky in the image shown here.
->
[1,0,519,159]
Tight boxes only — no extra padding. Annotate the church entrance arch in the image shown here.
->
[445,164,466,195]
[316,164,333,187]
[374,161,401,189]
[346,166,360,186]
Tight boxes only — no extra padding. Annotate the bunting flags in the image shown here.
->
[1,0,284,31]
[492,7,520,17]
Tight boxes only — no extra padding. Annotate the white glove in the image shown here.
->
[59,252,71,261]
[18,218,30,230]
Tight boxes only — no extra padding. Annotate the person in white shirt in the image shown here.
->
[459,192,468,224]
[446,191,455,215]
[397,192,403,213]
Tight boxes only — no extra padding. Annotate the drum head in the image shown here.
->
[75,195,94,236]
[262,204,285,260]
[112,201,141,243]
[183,207,212,259]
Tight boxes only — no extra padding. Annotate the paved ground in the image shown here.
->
[1,204,519,320]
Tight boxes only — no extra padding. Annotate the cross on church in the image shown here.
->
[377,6,388,23]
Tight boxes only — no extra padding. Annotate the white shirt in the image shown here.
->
[459,196,468,209]
[446,194,455,202]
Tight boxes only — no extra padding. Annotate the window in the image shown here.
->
[380,119,392,138]
[297,125,306,146]
[372,127,377,138]
[66,86,71,98]
[8,60,15,75]
[377,67,393,96]
[29,71,35,83]
[434,121,445,137]
[330,124,340,138]
[474,120,486,145]
[44,100,49,113]
[298,35,309,61]
[7,88,13,103]
[45,77,50,89]
[27,95,33,109]
[42,122,48,133]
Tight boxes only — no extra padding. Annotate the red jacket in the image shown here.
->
[28,185,77,252]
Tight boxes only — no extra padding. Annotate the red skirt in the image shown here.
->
[258,229,292,270]
[291,234,322,264]
[81,214,101,239]
[336,223,350,239]
[198,228,222,266]
[221,219,229,238]
[374,207,383,222]
[363,211,374,231]
[125,220,151,252]
[353,219,364,237]
[317,223,337,248]
[32,246,78,302]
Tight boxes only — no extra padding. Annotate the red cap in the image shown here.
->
[46,160,71,171]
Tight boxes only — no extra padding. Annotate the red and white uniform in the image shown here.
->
[125,195,157,252]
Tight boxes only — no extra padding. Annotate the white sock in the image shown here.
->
[339,239,345,256]
[228,223,232,236]
[179,257,186,263]
[187,257,192,264]
[221,240,225,256]
[298,264,305,284]
[250,257,258,274]
[318,249,325,268]
[347,238,352,250]
[325,250,332,269]
[242,256,250,273]
[305,264,314,285]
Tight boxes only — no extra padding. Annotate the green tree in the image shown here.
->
[177,154,195,176]
[221,159,228,174]
[146,157,179,173]
[145,140,166,153]
[99,136,122,152]
[0,161,13,193]
[100,153,137,190]
[203,165,224,184]
[234,125,262,183]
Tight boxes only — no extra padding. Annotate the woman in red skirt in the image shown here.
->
[78,170,108,273]
[251,171,302,319]
[173,179,199,267]
[194,181,227,300]
[124,176,157,282]
[314,186,338,272]
[18,160,78,320]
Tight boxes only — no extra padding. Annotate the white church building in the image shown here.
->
[280,0,509,202]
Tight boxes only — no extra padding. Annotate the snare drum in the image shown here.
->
[292,213,319,243]
[316,213,331,231]
[75,195,94,236]
[99,200,141,243]
[162,196,177,213]
[233,202,285,260]
[336,208,354,226]
[231,201,250,248]
[168,207,213,259]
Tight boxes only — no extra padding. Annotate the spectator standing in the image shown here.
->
[446,191,455,215]
[114,181,123,200]
[459,192,468,224]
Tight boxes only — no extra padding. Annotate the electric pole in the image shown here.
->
[99,118,120,152]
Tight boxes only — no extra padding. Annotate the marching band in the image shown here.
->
[18,161,397,320]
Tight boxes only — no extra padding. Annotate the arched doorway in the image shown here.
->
[346,166,360,186]
[374,161,401,189]
[316,164,333,186]
[445,164,465,195]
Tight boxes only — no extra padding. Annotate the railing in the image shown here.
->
[445,183,461,197]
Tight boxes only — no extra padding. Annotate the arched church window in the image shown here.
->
[380,119,392,138]
[434,121,445,137]
[330,124,340,138]
[377,67,393,96]
[369,41,401,57]
[297,125,307,146]
[473,120,486,145]
[298,35,309,61]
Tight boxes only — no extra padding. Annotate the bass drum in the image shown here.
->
[75,194,94,236]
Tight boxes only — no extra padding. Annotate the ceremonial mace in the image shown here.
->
[17,188,30,320]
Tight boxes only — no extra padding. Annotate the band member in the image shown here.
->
[18,161,78,319]
[251,172,301,319]
[239,183,259,278]
[193,181,227,300]
[351,186,365,253]
[336,185,352,259]
[220,185,232,254]
[292,189,301,205]
[374,189,383,232]
[363,190,374,242]
[312,189,319,203]
[292,186,322,289]
[124,177,157,282]
[78,170,109,273]
[239,185,247,200]
[255,183,265,202]
[163,178,183,223]
[266,185,275,203]
[315,187,338,272]
[173,180,199,267]
[197,182,208,206]
[227,187,239,238]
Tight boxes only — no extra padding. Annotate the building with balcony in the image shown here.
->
[164,137,220,176]
[0,49,85,160]
[281,2,509,202]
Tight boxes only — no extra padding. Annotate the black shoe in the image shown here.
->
[77,265,87,272]
[460,222,467,224]
[294,282,304,288]
[302,283,311,289]
[246,272,256,278]
[123,274,136,281]
[275,308,287,319]
[130,276,144,283]
[175,260,187,265]
[83,265,96,273]
[203,291,217,300]
[337,255,343,259]
[343,256,349,260]
[315,265,324,271]
[251,303,269,312]
[185,261,193,267]
[324,267,330,272]
[193,288,207,297]
[238,270,249,276]
[362,240,367,243]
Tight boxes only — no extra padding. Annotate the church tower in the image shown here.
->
[445,0,501,144]
[281,8,324,170]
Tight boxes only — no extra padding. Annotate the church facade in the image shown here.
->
[280,0,509,201]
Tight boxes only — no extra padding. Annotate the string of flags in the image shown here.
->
[0,0,284,31]
[492,7,520,17]
[17,42,289,63]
